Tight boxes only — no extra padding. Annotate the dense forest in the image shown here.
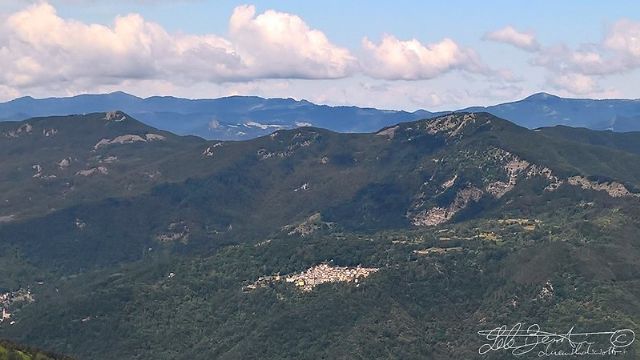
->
[0,112,639,358]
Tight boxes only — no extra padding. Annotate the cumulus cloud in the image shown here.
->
[497,19,640,95]
[603,19,640,71]
[0,2,355,92]
[229,5,356,79]
[0,2,518,103]
[1,3,238,86]
[10,2,630,105]
[532,46,611,95]
[360,35,489,80]
[549,73,597,95]
[536,19,640,75]
[532,44,620,76]
[605,20,640,56]
[483,26,539,51]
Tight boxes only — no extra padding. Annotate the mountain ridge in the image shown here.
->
[3,91,640,140]
[0,92,439,140]
[2,111,640,359]
[461,92,640,130]
[3,111,640,269]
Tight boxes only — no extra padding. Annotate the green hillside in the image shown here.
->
[0,340,72,360]
[1,112,639,359]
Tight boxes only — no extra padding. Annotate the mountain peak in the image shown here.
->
[103,110,128,121]
[8,95,35,103]
[102,91,141,100]
[523,92,561,101]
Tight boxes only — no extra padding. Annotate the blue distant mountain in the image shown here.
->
[1,91,640,139]
[460,92,640,131]
[0,92,441,140]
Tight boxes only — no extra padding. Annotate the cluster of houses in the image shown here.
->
[0,288,34,325]
[246,264,379,292]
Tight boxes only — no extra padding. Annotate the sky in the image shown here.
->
[1,1,640,110]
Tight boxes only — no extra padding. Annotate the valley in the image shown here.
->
[0,111,639,358]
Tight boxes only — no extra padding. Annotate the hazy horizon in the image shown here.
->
[2,1,640,111]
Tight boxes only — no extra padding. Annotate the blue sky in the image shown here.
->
[1,1,640,110]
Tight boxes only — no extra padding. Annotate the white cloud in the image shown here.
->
[7,2,637,106]
[532,44,625,76]
[0,2,355,92]
[360,35,488,80]
[0,3,240,87]
[530,20,640,77]
[603,19,640,70]
[483,26,539,51]
[549,73,597,94]
[0,2,524,106]
[228,5,356,79]
[510,19,640,95]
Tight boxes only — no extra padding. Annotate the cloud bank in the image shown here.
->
[3,3,640,106]
[0,3,357,88]
[0,2,492,95]
[485,20,640,96]
[360,35,488,80]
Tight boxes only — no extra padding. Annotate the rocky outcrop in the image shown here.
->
[76,166,108,176]
[202,147,214,157]
[155,222,190,243]
[536,280,554,301]
[410,147,635,227]
[4,123,32,138]
[424,113,477,138]
[94,135,145,149]
[412,186,483,226]
[485,158,529,198]
[376,125,399,139]
[75,218,86,229]
[31,164,56,179]
[293,183,310,192]
[441,175,457,190]
[32,164,42,178]
[104,111,127,122]
[99,156,118,164]
[527,164,563,191]
[485,148,562,198]
[283,213,333,237]
[57,158,71,169]
[567,176,637,198]
[258,131,319,160]
[202,142,223,157]
[144,133,166,141]
[42,128,58,137]
[94,134,165,150]
[412,207,448,227]
[485,181,511,198]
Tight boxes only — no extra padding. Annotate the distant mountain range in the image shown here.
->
[0,92,439,140]
[461,92,640,131]
[2,91,639,140]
